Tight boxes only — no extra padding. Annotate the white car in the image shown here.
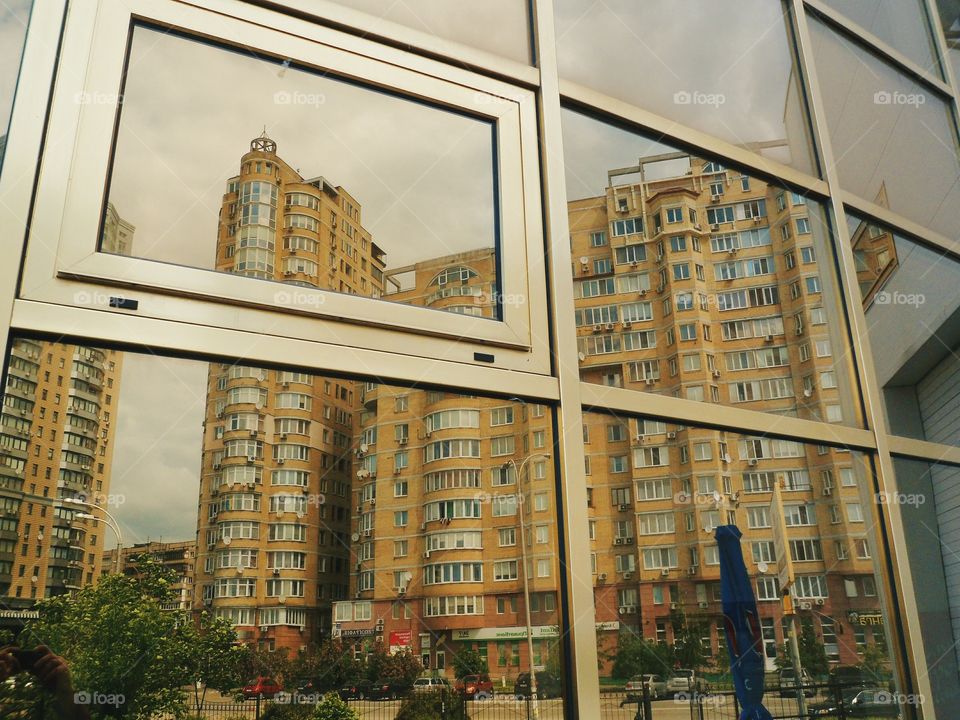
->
[411,677,451,693]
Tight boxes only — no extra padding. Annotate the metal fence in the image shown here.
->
[599,681,899,720]
[178,683,897,720]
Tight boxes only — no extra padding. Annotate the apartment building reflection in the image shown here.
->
[189,137,889,674]
[0,338,124,610]
[332,155,889,675]
[193,133,386,648]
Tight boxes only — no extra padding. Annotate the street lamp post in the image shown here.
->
[63,498,123,574]
[504,452,550,720]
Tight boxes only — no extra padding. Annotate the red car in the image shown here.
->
[456,674,495,700]
[242,676,282,699]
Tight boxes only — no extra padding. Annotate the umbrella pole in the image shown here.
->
[786,613,808,718]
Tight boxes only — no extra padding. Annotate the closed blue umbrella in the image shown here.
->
[715,524,773,720]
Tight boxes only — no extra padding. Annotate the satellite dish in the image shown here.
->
[803,389,813,398]
[579,256,589,264]
[351,533,360,542]
[757,562,769,574]
[712,490,722,504]
[360,443,369,453]
[223,536,232,545]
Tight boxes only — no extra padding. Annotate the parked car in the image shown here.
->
[242,677,282,699]
[455,673,495,699]
[338,679,373,700]
[808,688,901,718]
[624,674,666,702]
[411,677,452,693]
[513,671,562,699]
[779,668,816,698]
[665,669,708,695]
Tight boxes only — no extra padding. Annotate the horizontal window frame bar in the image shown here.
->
[802,0,952,100]
[580,381,877,450]
[559,79,831,202]
[840,191,960,262]
[236,0,541,88]
[9,299,562,402]
[888,435,960,466]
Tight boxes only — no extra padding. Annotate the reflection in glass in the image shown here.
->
[809,19,960,240]
[583,412,897,710]
[331,0,532,64]
[820,0,939,73]
[848,214,960,446]
[103,27,499,317]
[0,0,33,171]
[0,340,565,711]
[936,0,960,94]
[553,0,816,173]
[891,456,960,716]
[563,111,861,426]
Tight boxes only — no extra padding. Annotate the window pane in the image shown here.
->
[584,411,901,708]
[891,456,960,716]
[563,111,862,426]
[936,0,960,85]
[0,0,32,171]
[819,0,940,72]
[848,214,960,446]
[103,26,500,317]
[810,19,960,239]
[330,0,531,64]
[553,0,816,173]
[0,338,565,712]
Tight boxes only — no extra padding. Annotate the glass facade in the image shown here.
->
[0,0,958,718]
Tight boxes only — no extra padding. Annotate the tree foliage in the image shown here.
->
[607,631,673,680]
[14,558,242,719]
[363,646,422,689]
[669,606,709,670]
[395,688,466,720]
[451,648,487,680]
[289,640,363,692]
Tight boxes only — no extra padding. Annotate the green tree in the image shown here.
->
[395,688,466,720]
[20,558,196,719]
[364,646,422,690]
[451,648,486,680]
[289,641,362,692]
[240,646,294,690]
[798,621,829,678]
[669,606,709,670]
[608,632,672,680]
[185,611,249,711]
[858,642,891,683]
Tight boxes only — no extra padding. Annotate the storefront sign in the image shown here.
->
[848,611,884,626]
[452,625,561,641]
[389,630,412,646]
[340,627,378,638]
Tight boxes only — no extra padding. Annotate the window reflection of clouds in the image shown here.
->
[0,0,33,150]
[108,27,496,270]
[553,0,815,173]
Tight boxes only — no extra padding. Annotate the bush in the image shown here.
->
[395,689,466,720]
[260,704,314,720]
[312,693,359,720]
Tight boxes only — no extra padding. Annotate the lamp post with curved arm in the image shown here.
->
[502,452,551,720]
[63,498,123,574]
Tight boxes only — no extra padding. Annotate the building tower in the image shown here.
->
[193,133,386,649]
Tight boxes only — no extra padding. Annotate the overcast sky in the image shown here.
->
[107,353,207,548]
[553,0,813,174]
[108,25,496,273]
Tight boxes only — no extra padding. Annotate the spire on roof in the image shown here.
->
[250,128,277,154]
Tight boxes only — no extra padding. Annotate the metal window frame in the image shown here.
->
[18,0,551,375]
[3,0,960,718]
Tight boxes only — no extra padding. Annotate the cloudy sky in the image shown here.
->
[108,25,496,273]
[106,353,207,548]
[553,0,813,174]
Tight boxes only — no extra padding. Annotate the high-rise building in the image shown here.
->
[102,539,196,612]
[0,339,124,607]
[331,155,889,674]
[193,134,387,649]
